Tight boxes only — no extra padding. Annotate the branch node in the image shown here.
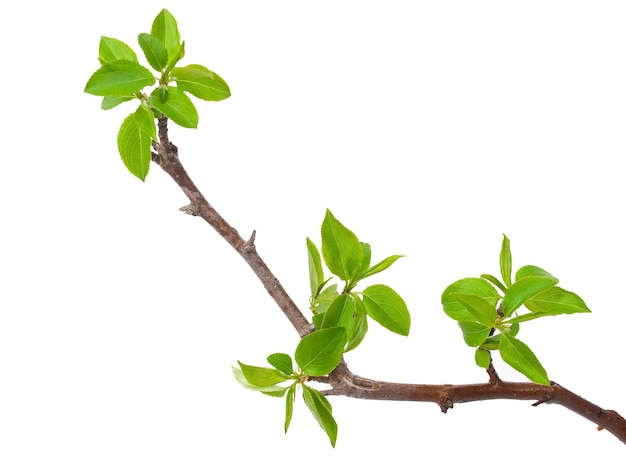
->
[352,376,375,389]
[179,204,199,216]
[532,389,555,407]
[243,230,257,253]
[438,394,454,413]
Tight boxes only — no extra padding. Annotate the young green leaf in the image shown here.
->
[169,41,185,70]
[449,292,497,327]
[138,33,169,71]
[441,278,501,322]
[151,9,181,65]
[149,86,198,128]
[480,274,507,293]
[499,333,550,385]
[362,284,410,336]
[237,361,290,387]
[302,386,338,447]
[345,296,368,351]
[117,111,153,181]
[98,36,138,65]
[354,242,371,278]
[321,294,354,329]
[232,366,290,395]
[321,210,363,281]
[361,254,404,280]
[523,286,590,314]
[515,265,558,282]
[502,276,558,317]
[307,238,325,299]
[311,283,338,316]
[101,95,134,110]
[506,311,562,323]
[172,64,231,101]
[458,321,492,347]
[475,348,491,368]
[285,383,296,433]
[267,353,294,376]
[481,335,501,350]
[85,61,156,96]
[134,102,157,140]
[295,327,346,376]
[500,234,512,288]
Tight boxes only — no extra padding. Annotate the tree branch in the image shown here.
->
[152,116,311,337]
[151,117,626,446]
[325,361,626,444]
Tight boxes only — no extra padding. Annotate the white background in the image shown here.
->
[2,1,625,467]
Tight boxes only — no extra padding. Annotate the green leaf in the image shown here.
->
[345,296,368,351]
[320,294,366,351]
[502,276,558,317]
[170,41,185,69]
[458,321,492,347]
[515,265,558,282]
[149,86,198,128]
[524,286,590,314]
[295,327,346,376]
[151,9,181,66]
[307,238,325,299]
[285,383,296,433]
[500,234,512,288]
[362,284,410,336]
[101,95,134,110]
[261,388,289,398]
[138,33,169,71]
[480,274,507,293]
[302,386,338,447]
[159,85,169,103]
[232,366,290,395]
[361,254,404,280]
[449,293,497,327]
[117,111,154,181]
[173,64,231,101]
[506,312,559,323]
[237,361,290,387]
[481,335,501,350]
[85,61,155,96]
[98,36,138,65]
[499,333,550,385]
[267,353,294,376]
[355,242,371,278]
[321,294,354,329]
[441,278,501,322]
[134,102,157,140]
[321,210,363,281]
[475,348,491,368]
[311,283,338,316]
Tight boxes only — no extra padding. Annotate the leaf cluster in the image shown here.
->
[441,235,590,385]
[234,210,411,446]
[234,331,342,447]
[84,9,230,180]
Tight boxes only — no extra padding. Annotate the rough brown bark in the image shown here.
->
[152,116,626,446]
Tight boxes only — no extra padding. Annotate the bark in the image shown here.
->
[152,116,626,446]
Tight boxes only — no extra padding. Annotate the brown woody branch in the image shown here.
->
[151,116,626,446]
